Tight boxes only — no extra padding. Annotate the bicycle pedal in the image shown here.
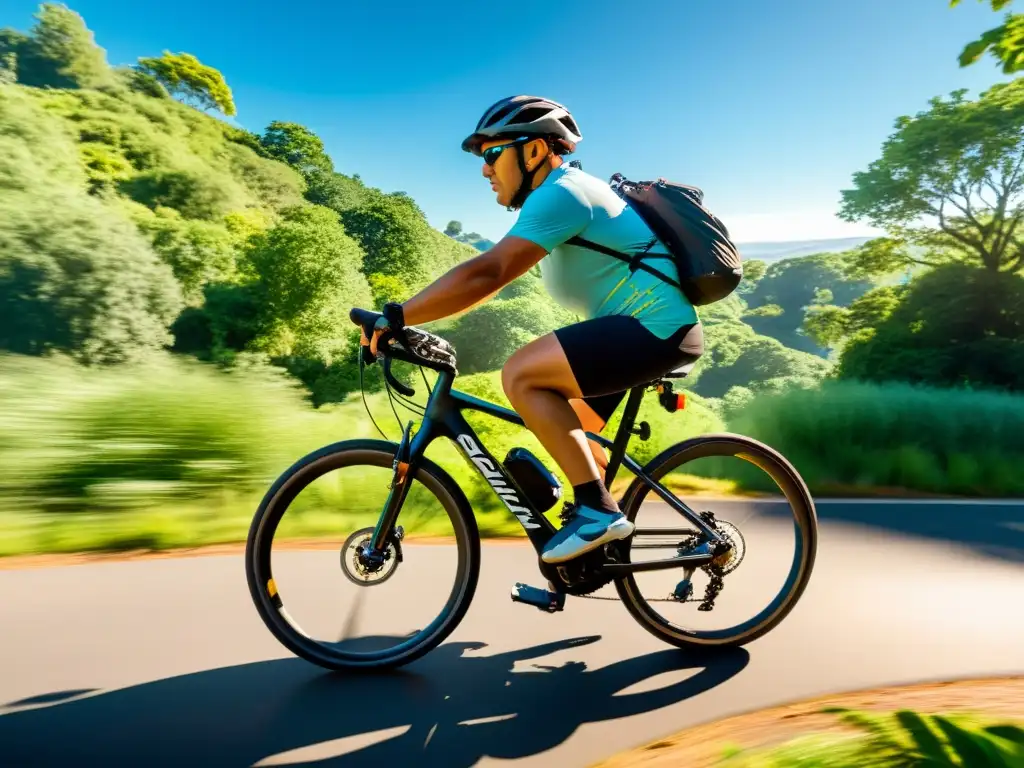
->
[510,582,565,613]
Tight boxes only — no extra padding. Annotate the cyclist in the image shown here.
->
[362,95,704,565]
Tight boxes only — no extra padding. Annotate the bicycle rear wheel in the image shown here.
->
[614,433,817,648]
[245,439,480,671]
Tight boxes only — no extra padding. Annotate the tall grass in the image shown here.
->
[0,351,727,556]
[4,353,1024,558]
[0,353,319,554]
[723,380,1024,497]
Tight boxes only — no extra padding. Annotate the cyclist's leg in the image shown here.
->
[500,333,607,489]
[570,392,627,480]
[502,332,633,564]
[502,315,702,564]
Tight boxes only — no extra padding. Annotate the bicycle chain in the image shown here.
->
[576,510,733,609]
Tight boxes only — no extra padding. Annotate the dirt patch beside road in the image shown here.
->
[592,676,1024,768]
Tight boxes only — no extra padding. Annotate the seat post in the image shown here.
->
[603,385,646,491]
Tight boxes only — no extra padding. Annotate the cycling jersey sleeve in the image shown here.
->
[506,179,593,252]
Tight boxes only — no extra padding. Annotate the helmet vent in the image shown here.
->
[482,97,543,128]
[511,106,551,125]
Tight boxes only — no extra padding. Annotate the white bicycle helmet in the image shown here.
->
[461,95,583,157]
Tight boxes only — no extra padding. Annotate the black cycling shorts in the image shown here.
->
[553,315,704,423]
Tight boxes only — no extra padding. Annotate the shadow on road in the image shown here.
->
[814,501,1024,563]
[0,635,749,767]
[719,499,1024,564]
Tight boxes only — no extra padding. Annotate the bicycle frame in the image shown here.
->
[368,368,728,575]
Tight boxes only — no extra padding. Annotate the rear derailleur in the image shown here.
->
[671,511,743,612]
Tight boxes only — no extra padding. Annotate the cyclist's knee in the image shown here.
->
[502,338,538,399]
[500,361,518,401]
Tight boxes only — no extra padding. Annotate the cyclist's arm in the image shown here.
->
[399,181,591,327]
[401,236,547,326]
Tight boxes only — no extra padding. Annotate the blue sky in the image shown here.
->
[3,0,1013,243]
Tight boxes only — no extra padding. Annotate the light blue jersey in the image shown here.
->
[507,164,698,339]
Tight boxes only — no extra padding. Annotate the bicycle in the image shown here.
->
[245,308,819,671]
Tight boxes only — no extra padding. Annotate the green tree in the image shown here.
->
[10,3,112,90]
[170,281,263,361]
[736,258,767,294]
[952,0,1024,74]
[117,66,169,99]
[836,264,1024,390]
[339,194,433,285]
[803,284,906,349]
[259,121,334,178]
[136,51,236,117]
[686,320,833,398]
[0,191,183,364]
[121,168,245,220]
[743,253,875,354]
[443,296,576,374]
[134,212,238,303]
[305,171,373,213]
[0,30,21,84]
[839,80,1024,276]
[0,53,16,85]
[444,220,463,238]
[243,205,372,363]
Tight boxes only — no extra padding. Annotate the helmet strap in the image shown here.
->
[506,142,551,211]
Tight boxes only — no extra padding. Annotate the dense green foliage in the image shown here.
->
[819,75,1024,394]
[834,264,1024,390]
[0,4,491,402]
[0,351,723,553]
[0,86,184,362]
[684,319,832,400]
[728,379,1024,496]
[742,253,876,355]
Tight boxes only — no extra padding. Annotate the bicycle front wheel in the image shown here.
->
[614,433,818,649]
[245,439,480,671]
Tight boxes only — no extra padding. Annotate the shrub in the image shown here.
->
[725,379,1024,496]
[0,189,183,364]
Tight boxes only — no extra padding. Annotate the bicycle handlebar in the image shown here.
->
[349,307,416,397]
[349,307,382,331]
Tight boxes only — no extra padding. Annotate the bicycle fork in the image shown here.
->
[368,420,416,555]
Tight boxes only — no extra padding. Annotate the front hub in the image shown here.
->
[340,526,404,586]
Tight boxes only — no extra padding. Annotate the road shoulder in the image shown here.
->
[590,675,1024,768]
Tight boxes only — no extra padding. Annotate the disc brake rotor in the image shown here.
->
[340,526,403,586]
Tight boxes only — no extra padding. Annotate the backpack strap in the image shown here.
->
[566,236,682,290]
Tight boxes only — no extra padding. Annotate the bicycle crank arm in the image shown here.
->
[600,552,716,575]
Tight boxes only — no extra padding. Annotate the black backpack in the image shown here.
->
[567,173,743,306]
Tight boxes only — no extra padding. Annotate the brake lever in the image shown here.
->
[383,356,415,398]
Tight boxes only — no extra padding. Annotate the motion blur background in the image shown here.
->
[1,0,1023,557]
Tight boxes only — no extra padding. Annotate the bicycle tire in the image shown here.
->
[614,432,818,649]
[245,439,481,671]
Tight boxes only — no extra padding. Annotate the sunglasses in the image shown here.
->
[481,137,533,167]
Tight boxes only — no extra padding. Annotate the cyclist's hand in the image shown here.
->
[365,315,390,357]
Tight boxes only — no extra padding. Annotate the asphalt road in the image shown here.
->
[1,499,1022,767]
